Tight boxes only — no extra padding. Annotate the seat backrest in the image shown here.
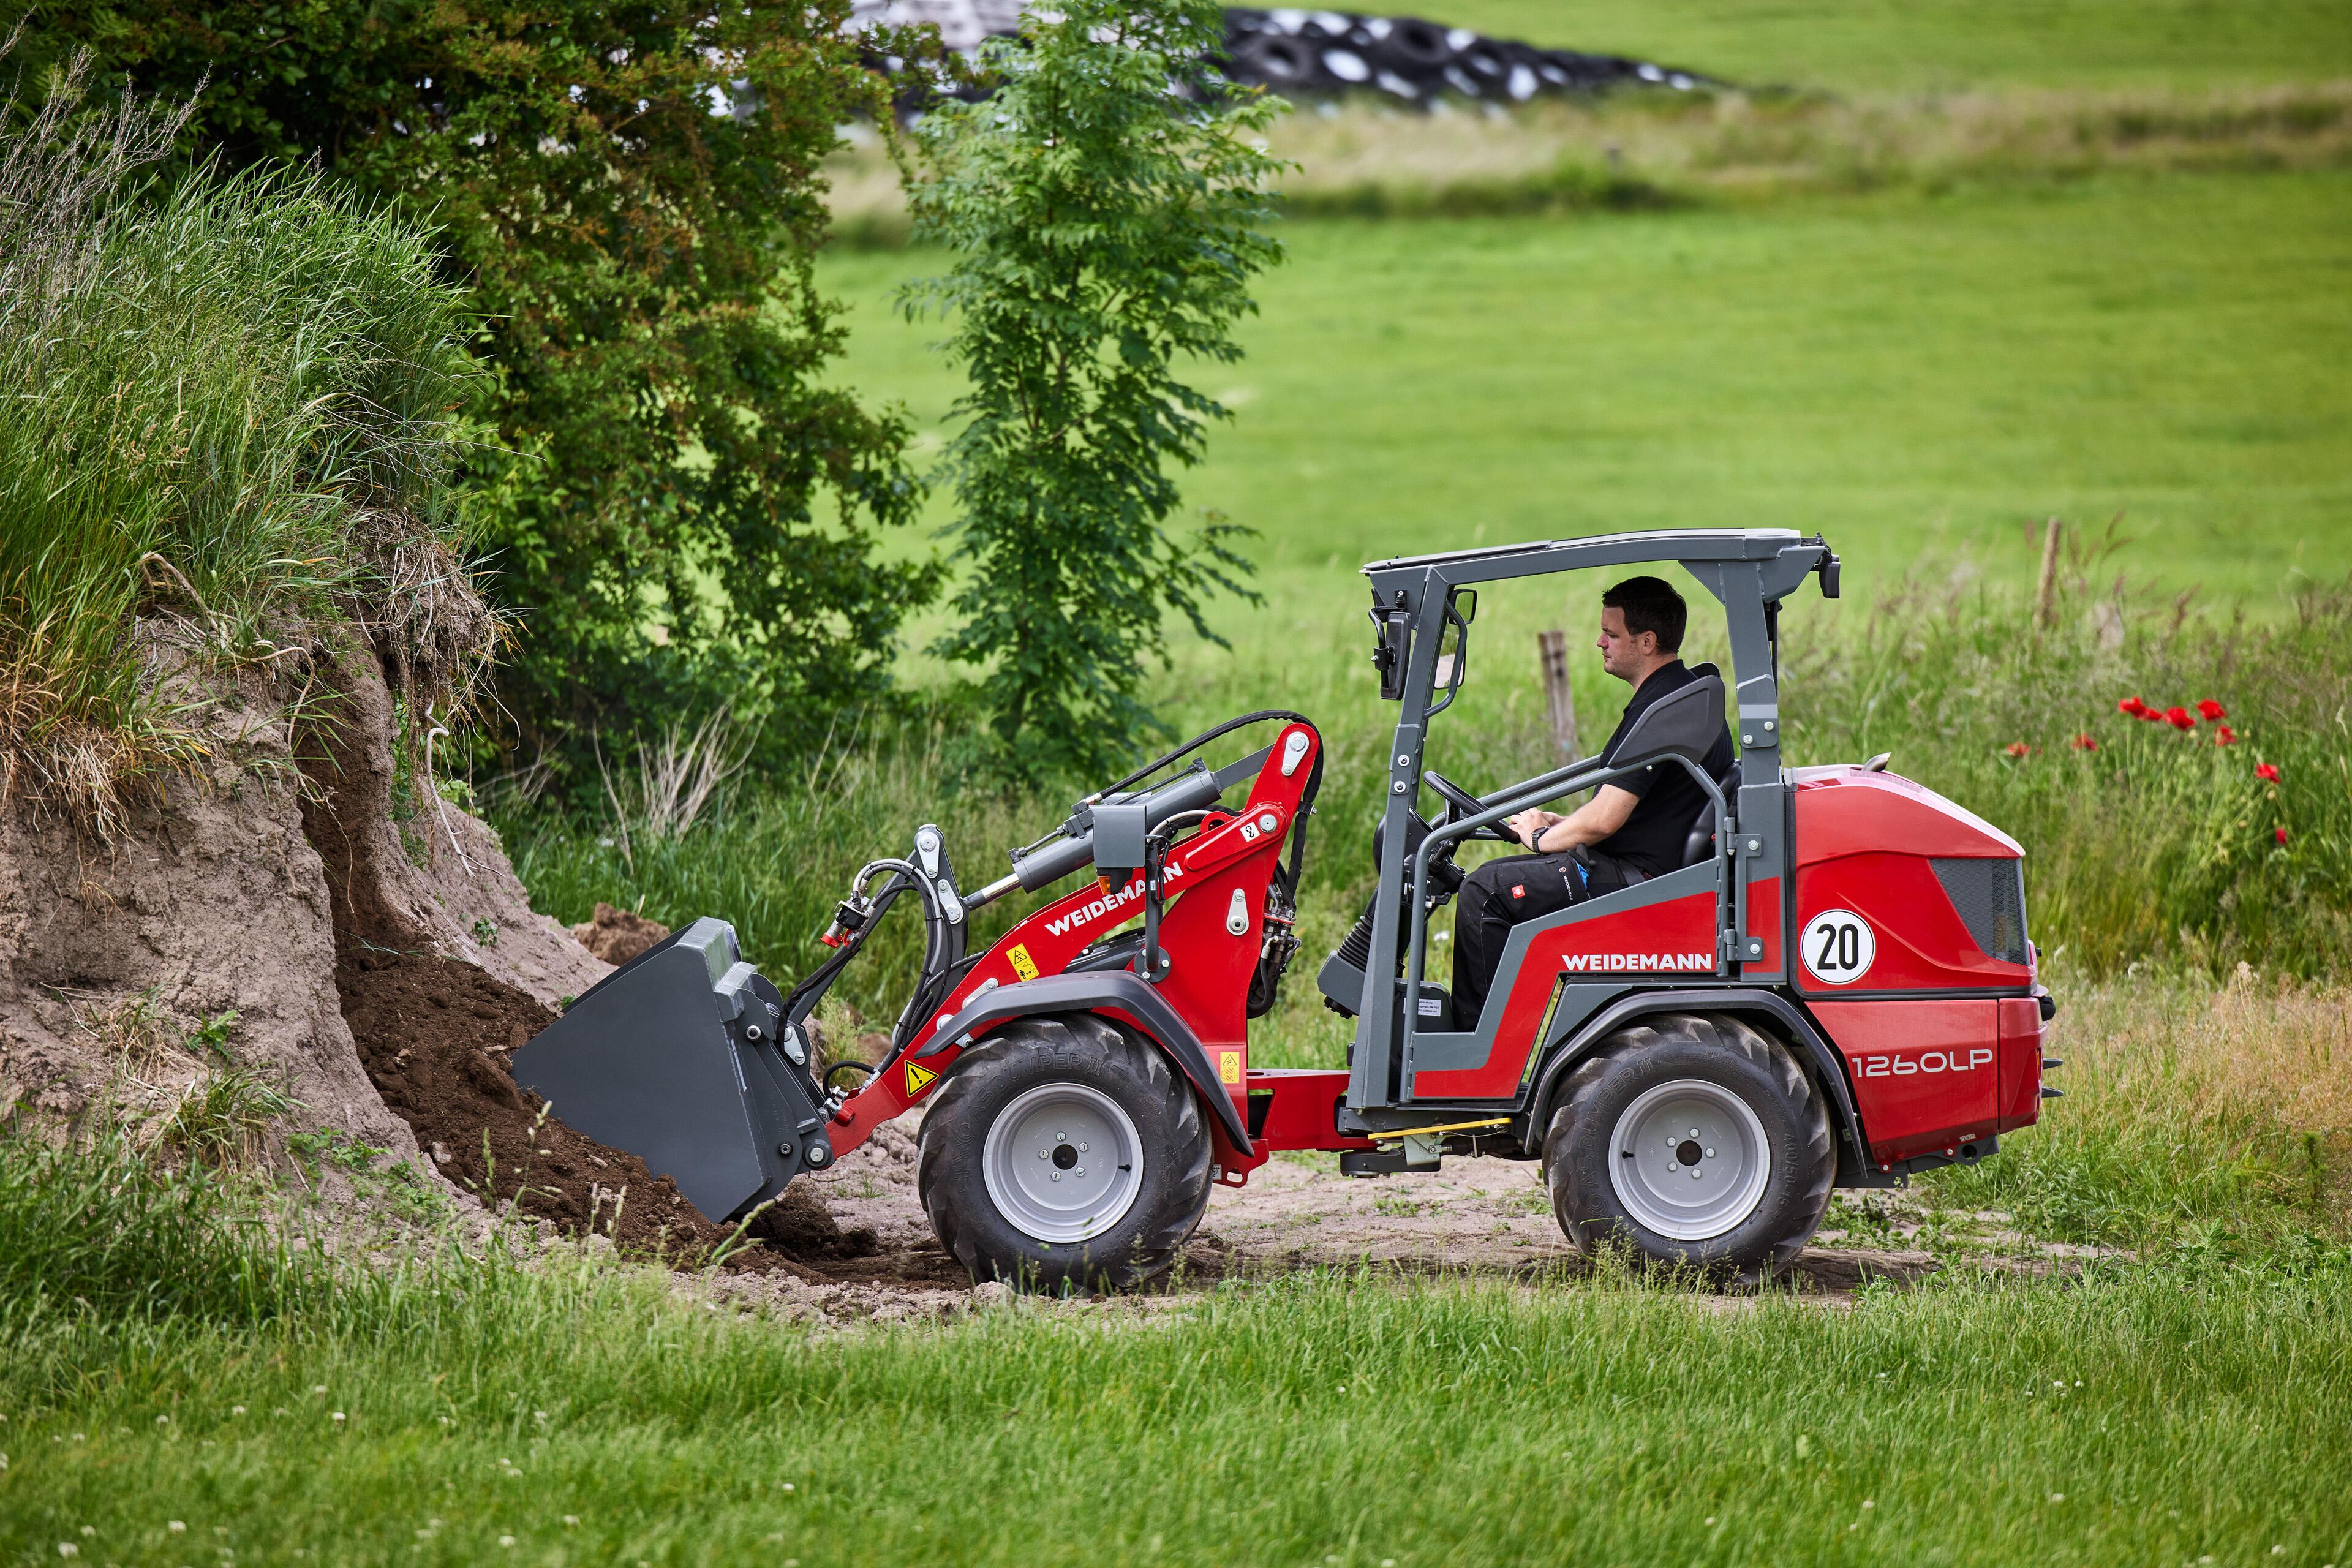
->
[1680,759,1743,869]
[1611,663,1726,771]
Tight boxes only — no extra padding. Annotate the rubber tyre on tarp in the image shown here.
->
[918,1012,1212,1292]
[1541,1012,1833,1272]
[1228,29,1330,92]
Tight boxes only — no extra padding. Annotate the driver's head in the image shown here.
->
[1597,576,1686,684]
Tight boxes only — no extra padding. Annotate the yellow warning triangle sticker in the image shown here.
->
[903,1061,938,1096]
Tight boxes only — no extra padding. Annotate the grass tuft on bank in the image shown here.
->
[0,56,492,831]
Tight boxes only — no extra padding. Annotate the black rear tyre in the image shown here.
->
[1541,1012,1833,1272]
[917,1013,1212,1292]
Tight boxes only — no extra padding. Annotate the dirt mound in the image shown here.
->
[335,945,870,1273]
[0,633,417,1169]
[297,622,608,1012]
[570,902,670,966]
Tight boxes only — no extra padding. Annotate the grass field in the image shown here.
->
[5,1261,2350,1566]
[1411,0,2352,91]
[823,169,2352,625]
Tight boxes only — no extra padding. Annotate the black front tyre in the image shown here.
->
[1542,1012,1834,1272]
[917,1012,1213,1292]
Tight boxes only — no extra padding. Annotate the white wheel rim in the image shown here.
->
[981,1082,1145,1244]
[1606,1077,1772,1242]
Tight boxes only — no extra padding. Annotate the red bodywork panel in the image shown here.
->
[1809,999,2000,1164]
[1996,997,2048,1133]
[1413,889,1720,1101]
[1790,768,2032,995]
[827,724,1322,1183]
[1745,876,1782,974]
[1246,1069,1373,1153]
[1791,767,2041,1165]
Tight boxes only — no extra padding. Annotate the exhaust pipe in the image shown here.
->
[511,918,831,1223]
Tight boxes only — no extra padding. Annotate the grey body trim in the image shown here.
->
[1398,862,1722,1085]
[914,970,1253,1150]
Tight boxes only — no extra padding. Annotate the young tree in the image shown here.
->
[20,1,950,791]
[903,0,1287,779]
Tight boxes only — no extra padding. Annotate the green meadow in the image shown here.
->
[824,167,2352,627]
[1419,0,2352,90]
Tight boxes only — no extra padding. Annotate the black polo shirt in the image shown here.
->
[1594,659,1736,876]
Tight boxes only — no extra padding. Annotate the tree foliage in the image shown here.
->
[18,0,948,788]
[902,0,1287,780]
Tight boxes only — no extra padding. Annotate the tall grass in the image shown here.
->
[502,567,2352,1063]
[1927,974,2352,1246]
[1789,575,2352,977]
[0,53,492,829]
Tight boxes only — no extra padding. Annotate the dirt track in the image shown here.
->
[692,1107,2106,1322]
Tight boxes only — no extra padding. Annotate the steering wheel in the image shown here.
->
[1422,771,1517,842]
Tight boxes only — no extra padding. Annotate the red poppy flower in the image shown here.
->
[2197,699,2227,721]
[2117,696,2150,718]
[2275,827,2290,846]
[2005,742,2032,758]
[2163,706,2195,731]
[2256,762,2281,782]
[2070,733,2098,752]
[2214,725,2236,746]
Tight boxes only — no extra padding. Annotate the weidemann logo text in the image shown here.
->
[1042,865,1188,938]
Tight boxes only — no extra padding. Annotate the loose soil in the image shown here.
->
[334,945,880,1277]
[760,1109,2115,1322]
[569,902,670,967]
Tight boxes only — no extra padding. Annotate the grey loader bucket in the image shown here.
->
[511,918,832,1222]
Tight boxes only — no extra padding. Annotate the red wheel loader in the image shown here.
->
[514,529,2058,1287]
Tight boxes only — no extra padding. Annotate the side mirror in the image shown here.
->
[1451,588,1478,624]
[1371,612,1407,701]
[1819,554,1841,599]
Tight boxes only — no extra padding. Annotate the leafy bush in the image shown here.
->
[26,1,948,793]
[902,0,1286,776]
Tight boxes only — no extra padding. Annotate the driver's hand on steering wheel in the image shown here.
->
[1507,809,1563,850]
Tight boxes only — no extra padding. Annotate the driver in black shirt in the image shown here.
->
[1447,576,1735,1030]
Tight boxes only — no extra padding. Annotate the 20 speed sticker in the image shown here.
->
[1800,908,1876,986]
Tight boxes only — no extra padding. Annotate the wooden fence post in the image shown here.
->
[1538,630,1580,760]
[2035,516,2064,630]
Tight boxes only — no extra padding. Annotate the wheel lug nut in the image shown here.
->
[1078,1142,1089,1152]
[1706,1148,1716,1159]
[1057,1132,1067,1142]
[1074,1168,1085,1178]
[1050,1172,1061,1182]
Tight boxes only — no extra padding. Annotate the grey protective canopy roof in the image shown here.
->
[1362,528,1818,597]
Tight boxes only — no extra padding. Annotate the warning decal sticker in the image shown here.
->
[1218,1049,1243,1085]
[1007,943,1040,981]
[903,1061,938,1096]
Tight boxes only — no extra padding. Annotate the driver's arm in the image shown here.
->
[1512,785,1637,854]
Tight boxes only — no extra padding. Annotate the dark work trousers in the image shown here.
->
[1448,848,1637,1030]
